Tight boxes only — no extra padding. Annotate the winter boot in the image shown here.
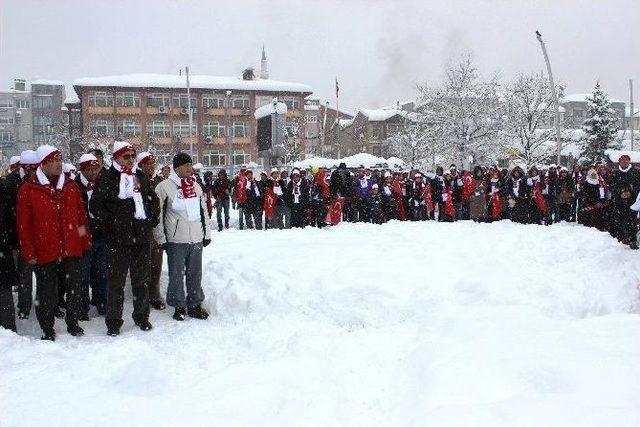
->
[135,320,153,331]
[79,312,90,321]
[41,330,56,341]
[67,324,85,337]
[54,306,65,319]
[187,304,209,320]
[150,300,166,310]
[173,307,186,321]
[107,325,120,337]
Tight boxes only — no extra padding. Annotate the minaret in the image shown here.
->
[260,44,269,80]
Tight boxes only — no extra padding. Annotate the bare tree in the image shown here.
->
[418,55,504,167]
[383,114,438,169]
[502,72,566,164]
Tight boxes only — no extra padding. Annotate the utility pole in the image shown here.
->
[630,79,635,151]
[185,66,194,158]
[536,31,563,165]
[225,90,232,173]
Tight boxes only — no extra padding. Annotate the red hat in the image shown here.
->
[112,141,135,159]
[78,153,99,170]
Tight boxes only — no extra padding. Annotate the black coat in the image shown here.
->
[330,168,353,198]
[75,175,105,240]
[89,166,160,247]
[285,179,309,208]
[3,169,22,249]
[0,184,18,289]
[609,167,640,207]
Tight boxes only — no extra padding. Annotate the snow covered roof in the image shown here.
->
[254,101,287,119]
[606,149,640,163]
[31,79,64,86]
[64,94,80,105]
[322,103,354,117]
[562,93,624,104]
[293,154,403,169]
[73,74,313,94]
[359,109,403,121]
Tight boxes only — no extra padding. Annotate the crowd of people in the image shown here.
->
[1,141,639,341]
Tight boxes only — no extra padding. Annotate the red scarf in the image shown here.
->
[121,166,134,175]
[444,185,456,218]
[325,197,345,225]
[315,171,330,199]
[181,177,197,198]
[236,174,247,204]
[462,172,476,202]
[423,182,434,213]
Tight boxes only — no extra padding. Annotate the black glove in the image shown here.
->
[203,239,211,247]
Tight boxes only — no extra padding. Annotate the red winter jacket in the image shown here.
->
[17,178,92,265]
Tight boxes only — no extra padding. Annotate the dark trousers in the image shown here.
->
[149,239,164,304]
[16,255,34,314]
[245,208,263,230]
[80,238,107,314]
[557,203,572,222]
[105,243,151,329]
[0,287,16,332]
[291,204,305,228]
[216,198,230,230]
[613,206,638,247]
[34,258,81,334]
[357,198,371,223]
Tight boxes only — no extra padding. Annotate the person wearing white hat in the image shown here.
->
[17,145,90,340]
[75,153,108,319]
[90,141,160,336]
[285,168,309,228]
[9,156,20,172]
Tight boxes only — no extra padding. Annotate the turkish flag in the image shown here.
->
[264,187,276,220]
[490,192,501,220]
[236,174,247,204]
[462,172,476,202]
[444,187,456,219]
[423,182,434,213]
[326,197,345,225]
[533,182,547,212]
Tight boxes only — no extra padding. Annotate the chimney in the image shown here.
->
[242,67,255,81]
[14,78,26,91]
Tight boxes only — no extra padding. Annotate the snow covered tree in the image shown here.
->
[383,113,440,169]
[282,118,304,164]
[417,55,505,168]
[580,82,620,162]
[502,72,566,164]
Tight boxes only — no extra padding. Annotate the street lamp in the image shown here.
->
[536,31,563,165]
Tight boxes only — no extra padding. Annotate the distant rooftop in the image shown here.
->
[73,73,313,94]
[562,93,624,104]
[31,79,64,86]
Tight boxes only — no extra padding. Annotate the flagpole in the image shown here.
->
[335,77,340,158]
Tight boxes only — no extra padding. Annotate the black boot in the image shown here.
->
[135,320,153,331]
[173,307,186,321]
[41,330,56,341]
[67,324,85,336]
[187,304,209,320]
[107,325,120,336]
[54,306,65,318]
[79,312,90,321]
[150,300,166,310]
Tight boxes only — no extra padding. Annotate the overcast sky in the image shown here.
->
[1,0,639,112]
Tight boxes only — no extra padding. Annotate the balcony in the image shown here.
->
[115,107,141,115]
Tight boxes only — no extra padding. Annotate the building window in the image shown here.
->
[0,100,13,108]
[115,92,141,107]
[202,94,225,109]
[33,95,53,109]
[255,96,272,108]
[306,114,317,123]
[172,94,197,108]
[89,119,115,136]
[231,95,249,109]
[232,121,248,137]
[33,115,53,126]
[232,150,251,165]
[173,121,196,136]
[203,121,225,138]
[147,93,171,107]
[117,119,141,137]
[281,96,299,111]
[89,92,114,107]
[16,99,29,109]
[0,131,13,142]
[149,120,170,137]
[203,151,226,167]
[0,117,14,124]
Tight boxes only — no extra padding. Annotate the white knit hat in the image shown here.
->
[78,153,99,170]
[20,150,39,166]
[63,163,76,172]
[36,145,61,164]
[112,141,135,159]
[9,156,20,166]
[271,167,279,174]
[136,151,153,165]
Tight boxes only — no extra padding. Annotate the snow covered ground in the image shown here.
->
[2,221,640,427]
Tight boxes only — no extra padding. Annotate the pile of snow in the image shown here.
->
[386,156,405,168]
[293,156,339,169]
[293,154,403,170]
[73,74,313,94]
[2,222,640,427]
[339,152,387,168]
[254,101,287,120]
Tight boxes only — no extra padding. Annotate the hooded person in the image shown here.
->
[154,152,212,321]
[75,153,108,318]
[579,168,608,231]
[90,141,160,336]
[608,155,640,248]
[17,145,91,340]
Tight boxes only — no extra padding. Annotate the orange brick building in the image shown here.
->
[72,71,312,169]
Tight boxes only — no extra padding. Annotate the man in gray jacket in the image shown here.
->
[154,153,212,321]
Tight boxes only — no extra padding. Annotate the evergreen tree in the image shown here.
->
[581,82,620,162]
